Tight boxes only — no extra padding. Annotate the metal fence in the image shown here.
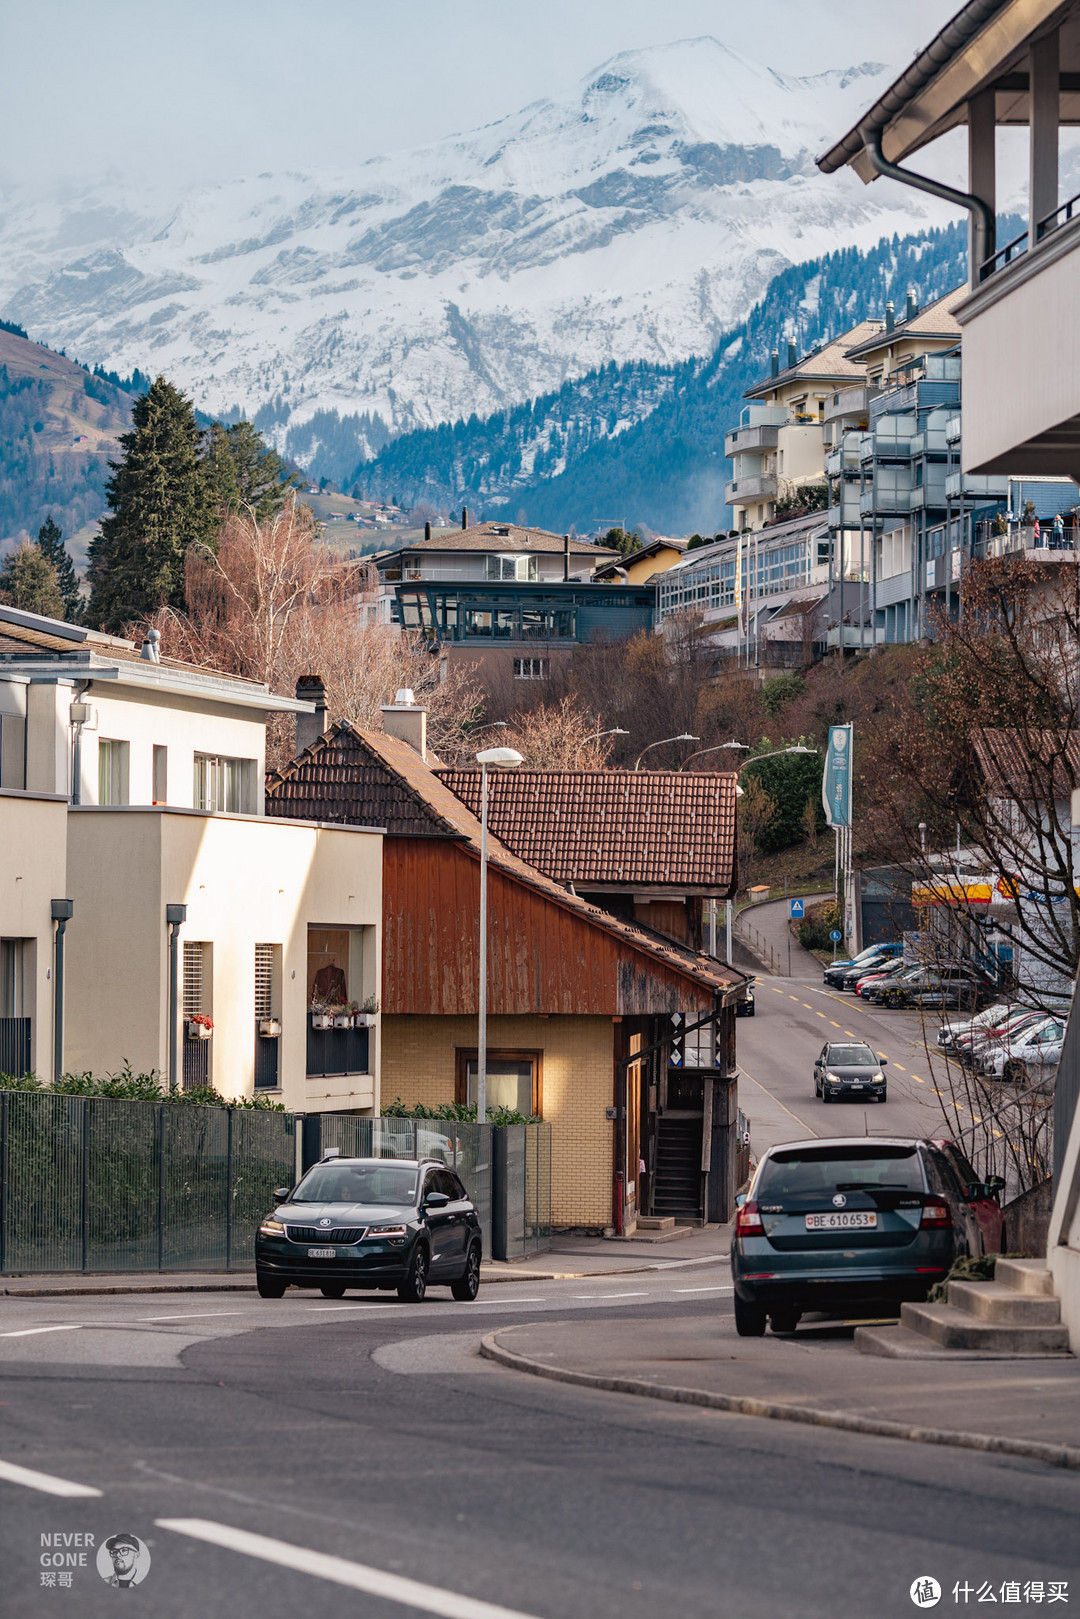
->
[0,1095,551,1274]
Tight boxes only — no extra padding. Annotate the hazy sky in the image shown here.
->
[1,0,957,192]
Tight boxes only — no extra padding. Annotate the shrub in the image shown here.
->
[382,1097,537,1126]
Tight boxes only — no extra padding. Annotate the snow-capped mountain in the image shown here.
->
[0,39,942,462]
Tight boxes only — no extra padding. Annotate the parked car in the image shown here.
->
[836,948,903,992]
[937,1001,1013,1050]
[858,963,922,1001]
[823,942,901,989]
[957,1006,1046,1068]
[813,1040,888,1103]
[978,1015,1065,1081]
[931,1138,1006,1255]
[255,1156,482,1303]
[736,978,756,1018]
[874,967,988,1011]
[730,1136,981,1335]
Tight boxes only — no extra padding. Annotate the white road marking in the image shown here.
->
[673,1286,733,1294]
[0,1458,102,1498]
[139,1311,250,1322]
[0,1324,83,1339]
[573,1291,647,1300]
[156,1518,543,1618]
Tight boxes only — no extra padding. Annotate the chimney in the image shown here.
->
[770,348,779,378]
[295,674,328,755]
[564,532,571,581]
[906,288,918,322]
[885,300,895,333]
[424,520,432,543]
[140,627,161,664]
[380,687,428,761]
[461,506,470,531]
[786,340,797,370]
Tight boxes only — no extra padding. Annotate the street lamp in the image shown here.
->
[475,746,524,1123]
[633,733,699,771]
[737,745,817,774]
[583,726,629,744]
[680,740,748,771]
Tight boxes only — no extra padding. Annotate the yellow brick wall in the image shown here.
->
[381,1014,614,1229]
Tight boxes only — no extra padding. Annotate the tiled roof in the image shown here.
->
[266,725,740,996]
[744,318,882,397]
[434,768,736,891]
[844,287,965,359]
[972,728,1080,801]
[397,522,614,557]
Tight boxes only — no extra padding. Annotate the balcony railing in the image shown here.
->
[724,424,779,456]
[980,188,1080,282]
[306,1015,371,1078]
[0,1017,31,1079]
[725,475,777,504]
[974,522,1080,560]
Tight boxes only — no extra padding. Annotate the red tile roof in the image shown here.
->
[435,768,737,892]
[266,725,741,997]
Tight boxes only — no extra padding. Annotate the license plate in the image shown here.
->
[307,1247,337,1258]
[805,1211,877,1231]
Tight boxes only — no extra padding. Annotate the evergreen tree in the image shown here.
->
[86,377,211,632]
[0,539,65,618]
[36,515,81,620]
[200,420,298,522]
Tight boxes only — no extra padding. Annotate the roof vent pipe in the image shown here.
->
[770,349,779,378]
[906,288,918,322]
[140,627,161,664]
[564,532,571,581]
[786,340,797,370]
[885,300,895,333]
[461,506,470,530]
[424,520,432,543]
[294,674,328,756]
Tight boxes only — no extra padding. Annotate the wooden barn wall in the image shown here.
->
[381,838,715,1019]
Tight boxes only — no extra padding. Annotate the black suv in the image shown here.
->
[256,1156,482,1303]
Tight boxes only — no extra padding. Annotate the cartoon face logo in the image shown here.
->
[832,1193,847,1208]
[96,1534,151,1587]
[832,729,848,752]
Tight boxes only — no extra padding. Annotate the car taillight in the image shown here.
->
[735,1200,764,1236]
[920,1201,951,1229]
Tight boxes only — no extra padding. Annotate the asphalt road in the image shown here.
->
[738,967,973,1155]
[3,1270,1079,1619]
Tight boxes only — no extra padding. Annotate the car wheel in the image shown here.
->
[320,1284,346,1299]
[397,1244,429,1302]
[451,1244,482,1302]
[770,1307,800,1334]
[733,1294,767,1337]
[256,1273,286,1299]
[878,1090,887,1103]
[1002,1060,1019,1084]
[821,1087,832,1102]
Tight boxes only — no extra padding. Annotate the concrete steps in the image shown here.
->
[856,1262,1073,1359]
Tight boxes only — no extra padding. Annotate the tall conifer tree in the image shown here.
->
[87,377,210,632]
[36,516,81,620]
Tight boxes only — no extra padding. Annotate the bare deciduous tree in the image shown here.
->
[499,696,617,770]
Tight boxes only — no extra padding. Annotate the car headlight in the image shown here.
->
[368,1224,408,1239]
[872,1071,884,1083]
[826,1071,842,1083]
[259,1218,285,1235]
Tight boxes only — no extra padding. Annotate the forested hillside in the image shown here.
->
[0,324,142,553]
[350,219,1004,534]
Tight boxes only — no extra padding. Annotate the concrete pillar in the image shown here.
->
[1029,29,1060,243]
[967,89,996,280]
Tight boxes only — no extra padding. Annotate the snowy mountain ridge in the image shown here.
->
[0,38,944,465]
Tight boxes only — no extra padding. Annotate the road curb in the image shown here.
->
[479,1327,1080,1473]
[0,1254,727,1298]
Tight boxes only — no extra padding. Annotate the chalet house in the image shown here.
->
[266,710,745,1233]
[435,767,737,950]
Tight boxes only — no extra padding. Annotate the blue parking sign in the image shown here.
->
[789,899,804,919]
[830,929,842,942]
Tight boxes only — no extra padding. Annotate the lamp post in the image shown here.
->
[583,726,629,744]
[475,746,524,1123]
[680,740,748,771]
[633,733,699,771]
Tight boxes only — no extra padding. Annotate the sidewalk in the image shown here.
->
[482,1312,1080,1469]
[736,893,830,978]
[0,1226,730,1297]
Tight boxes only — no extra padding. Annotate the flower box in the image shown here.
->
[311,1013,334,1031]
[333,1013,354,1029]
[186,1020,212,1041]
[258,1018,282,1038]
[354,1012,378,1028]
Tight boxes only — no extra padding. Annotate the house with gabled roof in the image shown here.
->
[266,703,746,1233]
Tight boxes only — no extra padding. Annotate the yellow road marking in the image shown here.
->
[993,1129,1003,1138]
[772,987,784,994]
[912,1076,925,1084]
[816,1011,826,1018]
[789,995,800,1002]
[830,1020,841,1028]
[844,1030,856,1037]
[893,1064,906,1071]
[802,1003,813,1011]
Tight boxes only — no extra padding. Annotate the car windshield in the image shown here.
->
[827,1045,877,1066]
[289,1164,419,1205]
[757,1146,923,1198]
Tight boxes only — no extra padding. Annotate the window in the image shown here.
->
[456,1049,541,1117]
[254,944,276,1021]
[98,739,129,805]
[485,554,537,581]
[183,942,207,1017]
[0,938,29,1078]
[152,745,168,805]
[513,658,548,680]
[0,713,25,789]
[193,753,256,814]
[0,938,26,1018]
[254,942,281,1090]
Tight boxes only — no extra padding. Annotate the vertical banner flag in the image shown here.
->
[822,723,852,828]
[734,532,744,636]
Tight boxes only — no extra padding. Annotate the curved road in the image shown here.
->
[2,1273,1077,1619]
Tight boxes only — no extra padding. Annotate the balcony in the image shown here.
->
[724,424,779,456]
[973,522,1080,562]
[825,447,861,476]
[824,385,877,425]
[861,474,913,515]
[306,1014,371,1079]
[725,475,777,505]
[958,201,1080,477]
[861,422,917,462]
[944,473,1009,501]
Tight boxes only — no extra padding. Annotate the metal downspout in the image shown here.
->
[861,128,995,282]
